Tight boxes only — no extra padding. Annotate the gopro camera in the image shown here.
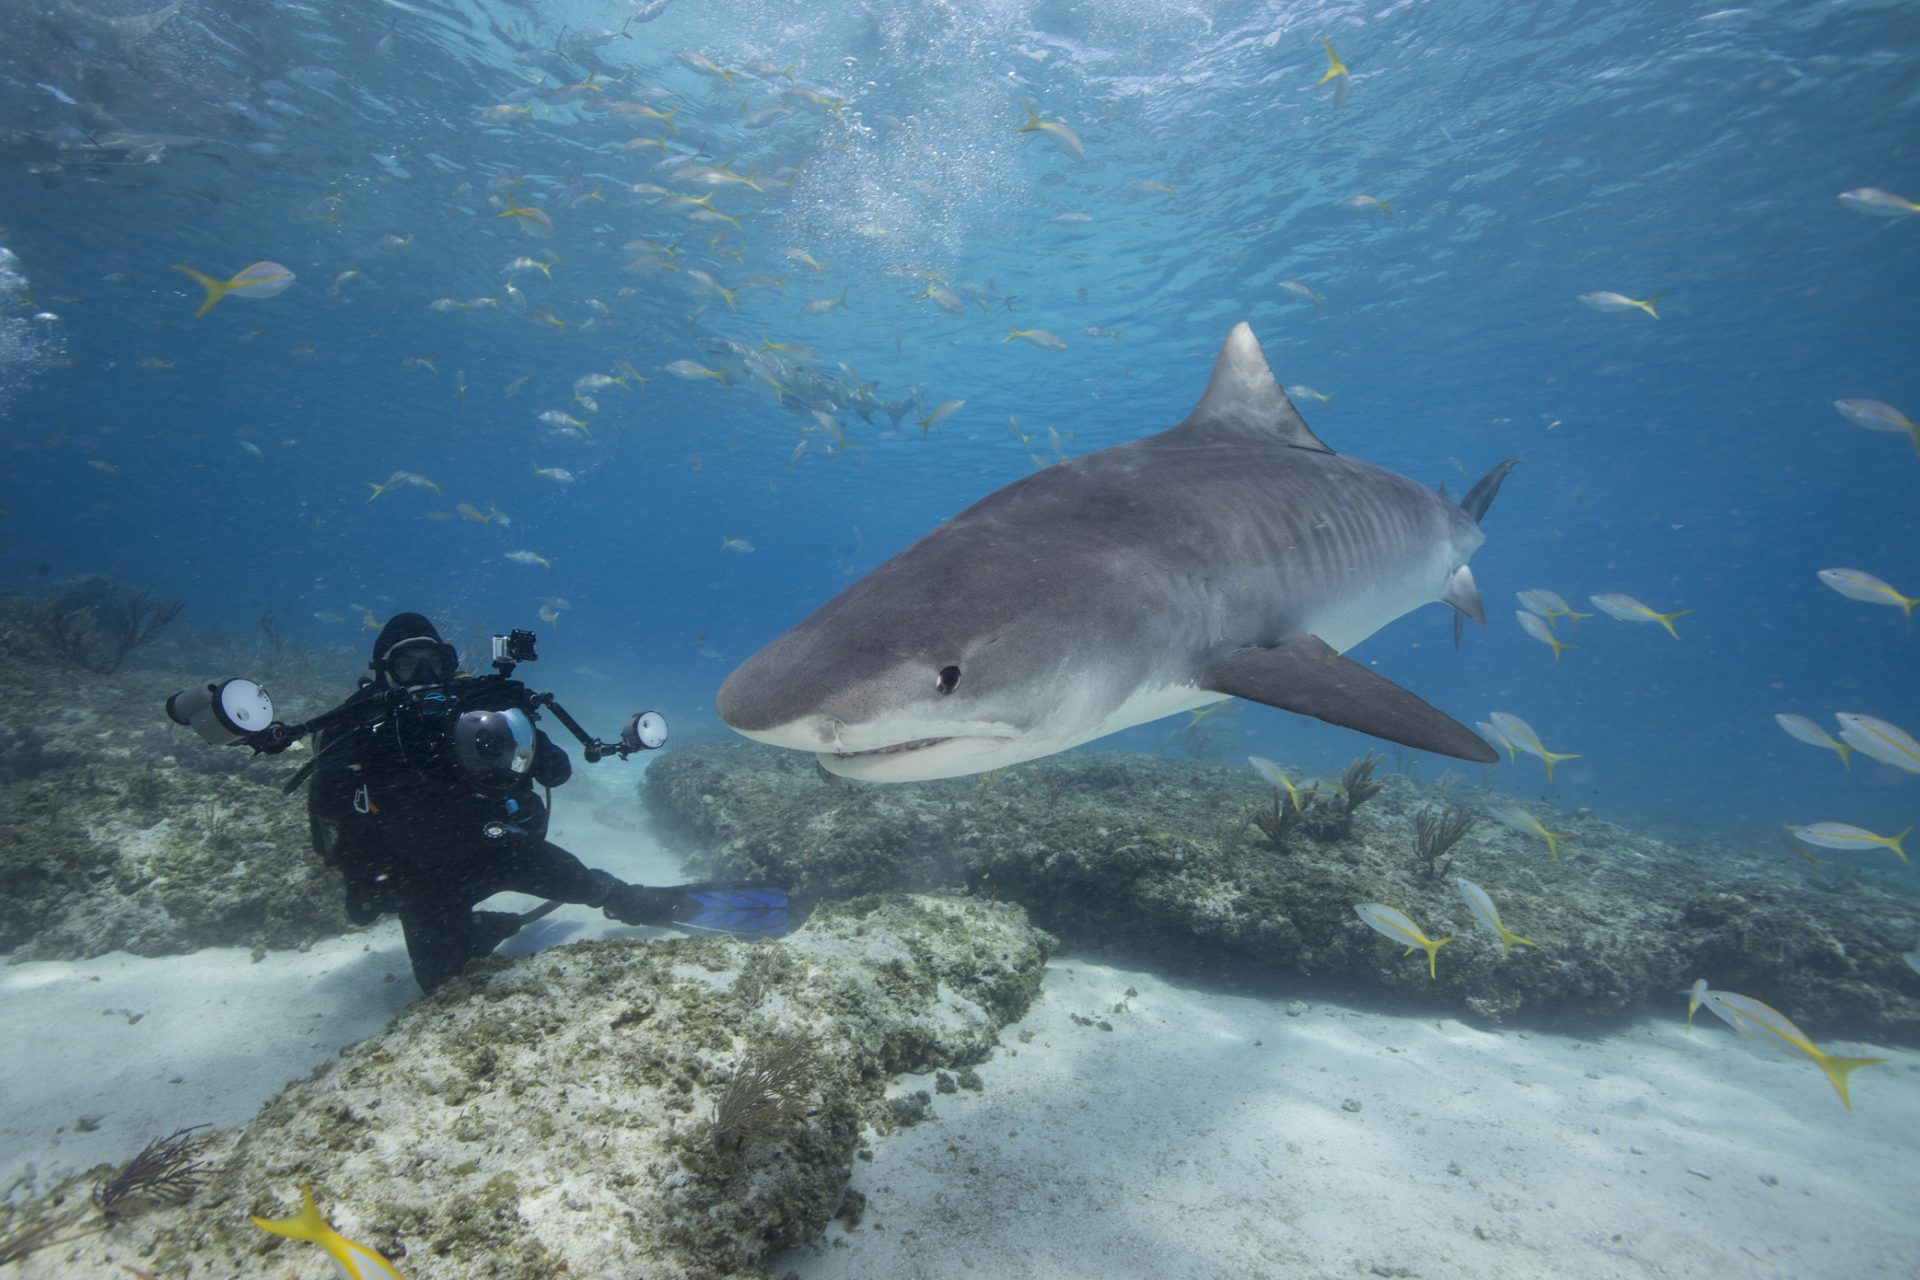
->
[491,629,538,669]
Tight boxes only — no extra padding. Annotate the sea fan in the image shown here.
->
[92,1125,214,1218]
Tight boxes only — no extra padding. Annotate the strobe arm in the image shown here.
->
[530,692,667,762]
[241,689,410,755]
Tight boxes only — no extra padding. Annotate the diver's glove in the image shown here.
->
[602,881,789,936]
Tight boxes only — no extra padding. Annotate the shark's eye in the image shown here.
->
[936,665,961,694]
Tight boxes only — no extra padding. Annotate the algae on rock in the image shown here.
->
[0,651,364,961]
[5,894,1053,1280]
[645,741,1920,1044]
[0,764,355,960]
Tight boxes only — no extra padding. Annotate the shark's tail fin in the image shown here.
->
[1461,459,1519,524]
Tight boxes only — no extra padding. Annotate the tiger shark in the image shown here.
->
[718,323,1512,782]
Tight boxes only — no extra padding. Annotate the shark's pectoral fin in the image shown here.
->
[1441,564,1484,651]
[1203,636,1498,763]
[1440,564,1484,626]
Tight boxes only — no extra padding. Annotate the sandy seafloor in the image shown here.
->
[4,765,1917,1280]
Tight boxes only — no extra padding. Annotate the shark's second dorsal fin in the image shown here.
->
[1176,322,1334,454]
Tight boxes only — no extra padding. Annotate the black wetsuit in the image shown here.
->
[307,680,615,993]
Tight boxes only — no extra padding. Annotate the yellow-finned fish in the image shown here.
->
[1684,978,1709,1033]
[1778,826,1826,870]
[1783,822,1909,863]
[505,549,553,569]
[1015,99,1085,161]
[367,470,440,500]
[1832,398,1919,454]
[498,194,553,231]
[1318,38,1349,84]
[251,1185,404,1279]
[1817,568,1919,619]
[1489,803,1569,860]
[1697,989,1886,1111]
[916,399,965,436]
[1836,187,1920,218]
[798,289,848,316]
[1247,756,1312,813]
[1515,610,1574,661]
[1004,326,1068,351]
[1833,712,1920,775]
[1576,290,1664,319]
[1278,280,1324,308]
[172,260,295,316]
[1475,720,1515,762]
[1772,714,1853,769]
[1516,588,1592,626]
[1455,878,1537,957]
[1353,903,1450,979]
[666,359,730,384]
[676,49,737,85]
[503,256,554,278]
[1488,712,1580,782]
[1589,593,1691,637]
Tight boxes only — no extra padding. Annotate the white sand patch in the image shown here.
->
[0,758,697,1193]
[0,929,415,1191]
[778,957,1920,1280]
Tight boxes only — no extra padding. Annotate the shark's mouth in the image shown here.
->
[832,736,950,758]
[815,731,1028,781]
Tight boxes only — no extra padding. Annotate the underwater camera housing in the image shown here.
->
[163,628,667,783]
[165,678,275,746]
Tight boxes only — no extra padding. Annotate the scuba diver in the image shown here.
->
[169,612,787,994]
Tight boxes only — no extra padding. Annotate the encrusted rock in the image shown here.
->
[4,893,1052,1279]
[646,741,1920,1042]
[0,646,361,961]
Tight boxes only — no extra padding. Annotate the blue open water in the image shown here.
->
[1,0,1915,853]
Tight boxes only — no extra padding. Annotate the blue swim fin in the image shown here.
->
[668,884,789,936]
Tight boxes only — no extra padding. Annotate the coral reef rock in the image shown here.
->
[5,894,1051,1279]
[0,656,364,961]
[0,763,353,961]
[645,742,1920,1044]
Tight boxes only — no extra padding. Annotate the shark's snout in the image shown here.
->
[716,655,824,738]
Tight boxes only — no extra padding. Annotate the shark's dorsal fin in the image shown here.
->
[1176,322,1334,454]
